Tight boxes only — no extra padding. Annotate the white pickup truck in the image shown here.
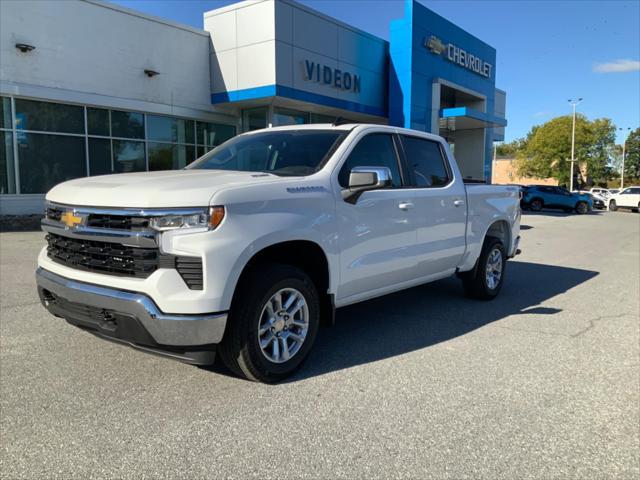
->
[36,124,520,382]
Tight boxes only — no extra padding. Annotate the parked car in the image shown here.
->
[35,124,521,383]
[521,185,593,214]
[608,186,640,212]
[577,190,606,210]
[590,187,611,199]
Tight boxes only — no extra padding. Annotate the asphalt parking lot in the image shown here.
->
[1,210,638,479]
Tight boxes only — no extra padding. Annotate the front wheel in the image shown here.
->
[218,264,320,383]
[461,237,506,300]
[575,201,588,214]
[609,200,618,212]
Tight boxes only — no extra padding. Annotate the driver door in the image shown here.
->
[335,133,418,303]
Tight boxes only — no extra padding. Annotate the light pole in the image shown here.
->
[619,127,631,189]
[568,98,583,192]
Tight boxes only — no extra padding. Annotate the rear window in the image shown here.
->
[400,136,450,187]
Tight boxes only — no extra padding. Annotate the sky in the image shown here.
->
[108,0,640,144]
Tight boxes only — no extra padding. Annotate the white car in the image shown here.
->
[608,186,640,212]
[589,187,611,199]
[35,124,521,382]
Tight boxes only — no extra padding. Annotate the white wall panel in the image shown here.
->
[0,0,213,111]
[274,0,293,45]
[204,10,237,52]
[237,0,275,47]
[275,40,294,88]
[211,49,238,93]
[292,7,338,59]
[236,41,276,90]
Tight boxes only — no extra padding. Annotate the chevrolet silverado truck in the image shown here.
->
[36,124,521,383]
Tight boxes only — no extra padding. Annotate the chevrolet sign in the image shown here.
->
[425,35,493,79]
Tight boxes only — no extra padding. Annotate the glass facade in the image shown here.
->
[0,96,236,194]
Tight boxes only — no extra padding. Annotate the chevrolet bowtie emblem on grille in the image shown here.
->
[60,211,83,228]
[426,35,446,55]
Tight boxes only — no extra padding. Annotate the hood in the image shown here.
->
[46,169,286,208]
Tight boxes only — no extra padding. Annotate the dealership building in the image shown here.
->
[0,0,506,214]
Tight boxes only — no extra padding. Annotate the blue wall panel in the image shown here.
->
[389,0,504,179]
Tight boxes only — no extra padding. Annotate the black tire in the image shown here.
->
[575,201,588,214]
[530,198,543,212]
[461,237,506,301]
[218,264,320,383]
[609,200,617,212]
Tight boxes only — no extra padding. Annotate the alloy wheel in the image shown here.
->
[485,248,503,290]
[257,288,309,364]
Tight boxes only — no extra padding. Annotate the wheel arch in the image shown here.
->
[484,219,512,254]
[229,240,335,326]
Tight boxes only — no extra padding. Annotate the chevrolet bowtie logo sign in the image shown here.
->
[424,35,493,79]
[426,35,446,55]
[60,211,83,228]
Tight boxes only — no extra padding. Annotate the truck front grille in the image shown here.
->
[46,233,160,278]
[45,233,204,289]
[85,214,151,231]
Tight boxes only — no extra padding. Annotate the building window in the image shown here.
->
[0,95,237,194]
[87,108,110,137]
[309,113,336,124]
[148,143,194,171]
[148,115,195,144]
[15,99,84,134]
[88,138,112,176]
[17,133,86,193]
[273,108,309,127]
[1,97,11,130]
[242,107,269,132]
[0,131,16,194]
[196,122,235,158]
[111,110,144,139]
[112,140,145,172]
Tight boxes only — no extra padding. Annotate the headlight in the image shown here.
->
[150,206,225,231]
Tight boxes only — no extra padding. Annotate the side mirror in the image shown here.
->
[343,166,393,204]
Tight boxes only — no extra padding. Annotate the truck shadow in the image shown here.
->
[288,261,598,382]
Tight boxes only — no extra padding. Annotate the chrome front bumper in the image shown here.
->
[36,268,227,348]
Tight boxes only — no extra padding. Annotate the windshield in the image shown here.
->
[187,130,346,176]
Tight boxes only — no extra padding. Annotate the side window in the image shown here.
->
[630,188,640,194]
[621,188,631,195]
[400,136,450,187]
[338,134,401,188]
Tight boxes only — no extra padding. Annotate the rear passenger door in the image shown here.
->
[398,134,467,277]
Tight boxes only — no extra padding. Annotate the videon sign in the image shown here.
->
[303,60,361,93]
[425,35,493,79]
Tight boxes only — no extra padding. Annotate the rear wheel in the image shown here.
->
[530,198,543,212]
[461,237,506,300]
[609,200,618,211]
[575,201,588,214]
[219,264,320,383]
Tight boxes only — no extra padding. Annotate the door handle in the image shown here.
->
[398,202,414,210]
[453,199,465,207]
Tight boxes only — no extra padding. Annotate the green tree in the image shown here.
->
[623,128,640,180]
[495,139,525,158]
[516,115,616,186]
